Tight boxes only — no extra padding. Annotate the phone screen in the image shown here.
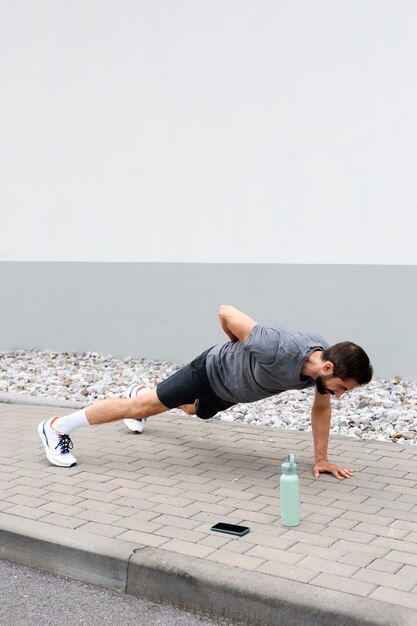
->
[211,522,250,536]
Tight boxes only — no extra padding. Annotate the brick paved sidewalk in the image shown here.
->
[1,401,417,625]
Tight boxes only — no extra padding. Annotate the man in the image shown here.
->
[37,305,373,478]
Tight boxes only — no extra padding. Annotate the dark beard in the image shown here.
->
[316,375,335,395]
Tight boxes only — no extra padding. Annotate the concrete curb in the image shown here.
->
[0,513,136,590]
[0,392,184,416]
[0,392,88,410]
[0,513,415,626]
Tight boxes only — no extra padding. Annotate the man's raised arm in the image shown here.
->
[311,389,353,480]
[218,305,257,343]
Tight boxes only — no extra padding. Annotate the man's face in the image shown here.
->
[316,375,358,398]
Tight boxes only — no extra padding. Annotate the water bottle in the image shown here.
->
[280,454,300,527]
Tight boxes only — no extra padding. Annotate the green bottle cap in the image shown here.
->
[282,454,297,471]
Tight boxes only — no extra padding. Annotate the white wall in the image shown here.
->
[1,0,417,264]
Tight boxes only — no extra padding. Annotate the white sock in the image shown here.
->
[50,409,89,434]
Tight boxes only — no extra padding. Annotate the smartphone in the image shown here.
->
[210,522,250,537]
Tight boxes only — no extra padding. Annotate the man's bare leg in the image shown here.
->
[86,389,170,425]
[178,401,198,416]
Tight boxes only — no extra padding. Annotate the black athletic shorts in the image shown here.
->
[156,348,235,419]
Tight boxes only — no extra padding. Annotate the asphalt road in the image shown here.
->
[0,559,236,626]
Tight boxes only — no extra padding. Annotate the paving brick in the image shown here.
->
[115,528,171,547]
[231,509,278,524]
[372,536,417,554]
[330,517,358,530]
[299,502,346,518]
[252,495,278,508]
[154,525,207,543]
[256,560,316,583]
[281,528,336,547]
[151,514,202,530]
[353,522,409,540]
[138,483,185,496]
[311,572,376,597]
[81,499,120,513]
[110,496,155,509]
[199,534,231,549]
[298,555,359,577]
[286,520,327,535]
[363,498,413,512]
[114,516,164,533]
[247,533,296,551]
[9,485,46,498]
[179,490,221,503]
[170,474,214,485]
[385,550,417,567]
[398,493,417,505]
[248,543,304,564]
[331,499,382,515]
[215,488,258,501]
[78,489,121,503]
[217,498,268,512]
[352,567,415,591]
[76,509,123,525]
[45,492,85,506]
[0,502,15,512]
[296,492,335,507]
[37,513,86,529]
[244,485,279,499]
[323,526,378,544]
[319,488,365,503]
[331,539,388,558]
[338,552,375,567]
[46,483,84,497]
[78,522,125,538]
[397,564,417,579]
[0,465,20,475]
[158,538,216,559]
[340,510,394,526]
[288,541,344,559]
[75,480,118,493]
[207,549,266,571]
[367,559,402,574]
[150,503,200,519]
[73,471,114,483]
[2,505,48,520]
[146,493,196,508]
[234,520,286,537]
[38,502,85,517]
[303,513,348,526]
[383,484,417,498]
[369,586,417,610]
[375,507,417,522]
[215,539,253,555]
[131,474,181,486]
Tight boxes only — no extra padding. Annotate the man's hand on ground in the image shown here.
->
[313,459,354,480]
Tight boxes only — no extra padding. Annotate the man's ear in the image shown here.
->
[322,360,334,375]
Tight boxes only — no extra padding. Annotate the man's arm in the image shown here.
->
[218,305,257,343]
[311,389,353,479]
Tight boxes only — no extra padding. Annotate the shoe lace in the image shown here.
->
[55,434,74,454]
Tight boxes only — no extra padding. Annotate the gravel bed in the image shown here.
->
[0,349,416,445]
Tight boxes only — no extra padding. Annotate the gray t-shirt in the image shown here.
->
[205,324,329,403]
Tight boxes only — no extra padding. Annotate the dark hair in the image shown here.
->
[322,342,373,385]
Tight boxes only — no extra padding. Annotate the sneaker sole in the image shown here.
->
[37,421,77,468]
[123,419,144,434]
[124,383,147,434]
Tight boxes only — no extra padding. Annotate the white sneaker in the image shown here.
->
[123,383,148,434]
[37,417,77,467]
